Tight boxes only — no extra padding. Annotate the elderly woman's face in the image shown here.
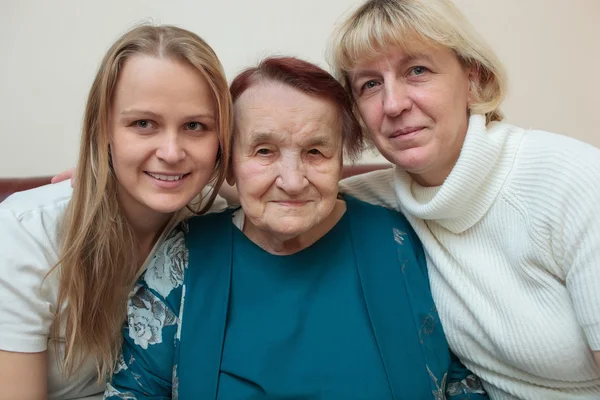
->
[350,45,475,187]
[232,81,343,240]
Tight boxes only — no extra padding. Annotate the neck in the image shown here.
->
[117,194,173,263]
[244,199,346,256]
[134,220,170,263]
[410,164,455,187]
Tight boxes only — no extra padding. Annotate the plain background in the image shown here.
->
[1,0,599,177]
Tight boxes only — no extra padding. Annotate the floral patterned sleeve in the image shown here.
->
[446,352,489,399]
[104,224,188,399]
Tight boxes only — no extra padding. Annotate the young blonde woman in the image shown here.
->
[0,25,232,399]
[332,0,600,398]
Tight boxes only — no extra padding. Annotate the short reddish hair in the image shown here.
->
[230,56,364,161]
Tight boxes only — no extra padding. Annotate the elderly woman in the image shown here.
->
[330,0,600,398]
[105,57,487,399]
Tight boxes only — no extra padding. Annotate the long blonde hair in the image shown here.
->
[53,24,232,381]
[327,0,507,124]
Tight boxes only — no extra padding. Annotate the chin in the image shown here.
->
[268,220,314,238]
[393,148,433,173]
[145,197,189,215]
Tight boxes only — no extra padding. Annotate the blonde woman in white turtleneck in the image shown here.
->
[328,0,600,399]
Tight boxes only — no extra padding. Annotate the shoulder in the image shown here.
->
[508,129,600,198]
[503,129,600,258]
[0,181,72,218]
[516,129,600,173]
[186,207,237,233]
[344,195,420,245]
[0,182,71,261]
[340,167,395,189]
[345,194,403,219]
[142,223,189,302]
[339,167,399,211]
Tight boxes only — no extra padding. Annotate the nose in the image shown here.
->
[382,80,412,118]
[275,157,308,195]
[156,131,186,164]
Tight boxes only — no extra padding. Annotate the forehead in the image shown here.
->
[234,81,340,143]
[350,44,456,76]
[112,55,214,113]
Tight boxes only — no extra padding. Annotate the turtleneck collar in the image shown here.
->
[393,114,524,233]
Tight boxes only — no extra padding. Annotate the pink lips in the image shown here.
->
[389,127,424,139]
[145,171,190,189]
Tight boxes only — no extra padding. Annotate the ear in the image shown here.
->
[226,166,235,186]
[226,131,237,186]
[226,174,235,186]
[467,63,482,106]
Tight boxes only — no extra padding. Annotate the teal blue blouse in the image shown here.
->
[218,214,392,399]
[105,196,487,399]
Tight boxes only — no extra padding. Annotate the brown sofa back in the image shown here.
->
[0,163,391,204]
[0,177,53,203]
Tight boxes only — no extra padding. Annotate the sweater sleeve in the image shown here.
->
[553,143,600,350]
[339,168,400,211]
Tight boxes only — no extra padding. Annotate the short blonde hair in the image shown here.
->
[327,0,507,123]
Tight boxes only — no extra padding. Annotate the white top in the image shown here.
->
[341,114,600,399]
[0,181,227,400]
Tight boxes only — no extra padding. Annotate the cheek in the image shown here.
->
[358,98,382,132]
[235,160,276,207]
[187,134,220,167]
[109,131,146,175]
[308,162,341,199]
[417,81,467,120]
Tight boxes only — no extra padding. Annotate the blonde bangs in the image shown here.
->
[328,0,508,123]
[334,10,432,73]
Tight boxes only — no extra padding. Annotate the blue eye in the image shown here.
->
[411,66,428,75]
[185,122,206,131]
[135,120,153,129]
[361,80,380,91]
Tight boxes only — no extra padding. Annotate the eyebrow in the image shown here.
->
[301,133,334,148]
[246,131,277,148]
[120,109,215,121]
[245,131,334,148]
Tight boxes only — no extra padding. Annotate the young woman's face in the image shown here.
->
[109,55,220,219]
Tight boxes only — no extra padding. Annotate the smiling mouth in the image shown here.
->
[145,172,190,182]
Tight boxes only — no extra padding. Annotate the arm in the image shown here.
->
[0,209,59,399]
[105,286,179,399]
[0,351,47,400]
[106,227,187,399]
[561,180,600,368]
[553,151,600,368]
[446,352,488,399]
[339,168,400,211]
[398,213,488,398]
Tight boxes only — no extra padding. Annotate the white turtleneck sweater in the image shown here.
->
[341,114,600,399]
